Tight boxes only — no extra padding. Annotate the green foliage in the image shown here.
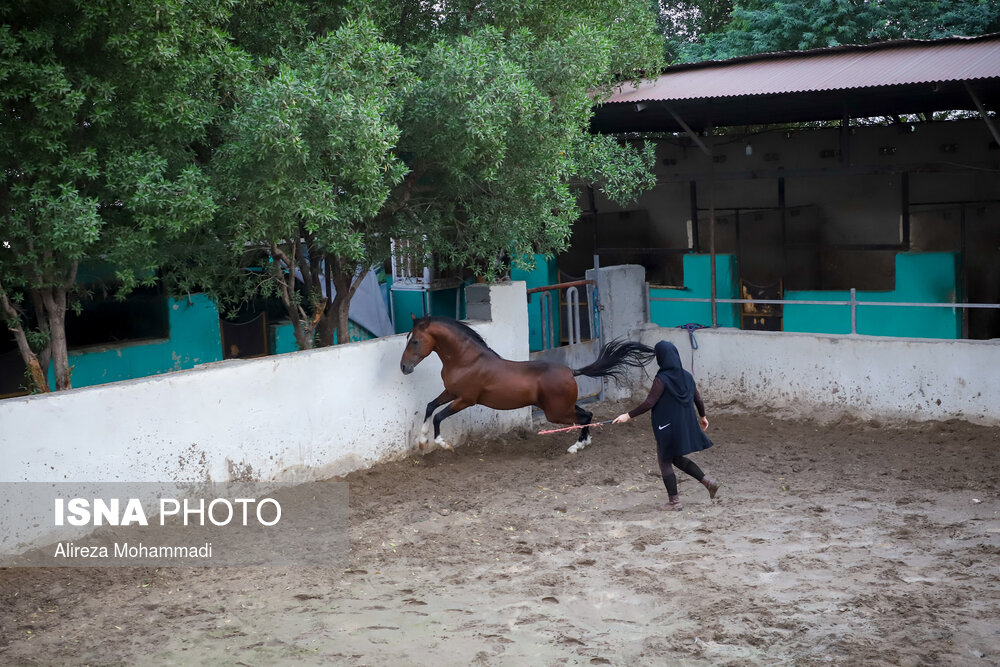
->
[211,0,665,326]
[378,3,664,278]
[0,0,228,285]
[676,0,1000,62]
[214,19,409,256]
[657,0,736,62]
[205,17,413,347]
[356,0,664,80]
[3,0,666,376]
[0,0,230,387]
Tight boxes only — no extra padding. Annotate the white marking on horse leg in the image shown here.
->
[418,420,430,447]
[434,435,453,452]
[571,434,592,452]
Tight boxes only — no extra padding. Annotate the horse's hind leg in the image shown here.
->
[567,404,593,454]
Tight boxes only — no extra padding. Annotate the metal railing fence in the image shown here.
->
[527,279,597,350]
[649,287,1000,335]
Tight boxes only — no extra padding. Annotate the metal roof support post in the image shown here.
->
[901,171,911,248]
[850,288,857,334]
[960,205,968,339]
[778,177,787,292]
[587,185,598,266]
[708,123,718,328]
[963,81,1000,147]
[689,181,700,253]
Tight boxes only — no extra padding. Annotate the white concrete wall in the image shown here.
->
[589,264,999,425]
[636,325,1000,425]
[0,282,531,485]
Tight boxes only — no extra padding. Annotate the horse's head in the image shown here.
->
[400,315,434,375]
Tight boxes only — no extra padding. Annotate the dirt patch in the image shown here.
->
[2,404,999,665]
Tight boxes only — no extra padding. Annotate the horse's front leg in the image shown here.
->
[430,398,473,452]
[419,390,455,449]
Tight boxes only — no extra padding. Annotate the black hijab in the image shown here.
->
[654,341,695,403]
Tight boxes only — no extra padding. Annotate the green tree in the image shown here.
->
[209,0,664,348]
[0,1,229,391]
[210,19,411,349]
[366,0,665,281]
[679,0,1000,62]
[3,0,667,387]
[657,0,736,62]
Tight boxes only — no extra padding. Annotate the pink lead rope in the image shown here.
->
[538,419,616,435]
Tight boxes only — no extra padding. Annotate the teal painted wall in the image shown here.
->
[390,285,466,334]
[269,319,377,352]
[54,293,223,389]
[270,322,300,354]
[44,288,389,391]
[650,254,740,328]
[781,292,852,335]
[513,254,560,352]
[784,252,961,338]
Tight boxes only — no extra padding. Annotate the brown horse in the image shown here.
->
[400,315,653,453]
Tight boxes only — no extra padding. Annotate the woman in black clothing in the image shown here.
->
[612,340,720,511]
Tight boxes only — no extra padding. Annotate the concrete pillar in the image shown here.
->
[586,265,647,343]
[584,265,649,400]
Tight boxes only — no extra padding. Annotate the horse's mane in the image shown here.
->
[418,316,499,357]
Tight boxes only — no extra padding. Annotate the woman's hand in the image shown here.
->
[700,416,709,431]
[612,413,631,424]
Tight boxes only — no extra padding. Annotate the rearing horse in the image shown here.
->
[400,315,653,453]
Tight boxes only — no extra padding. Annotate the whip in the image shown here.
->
[538,419,615,435]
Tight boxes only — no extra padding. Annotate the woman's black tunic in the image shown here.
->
[629,341,714,460]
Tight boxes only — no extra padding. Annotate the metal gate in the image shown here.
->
[526,279,603,401]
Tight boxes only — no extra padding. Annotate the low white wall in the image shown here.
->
[0,282,531,485]
[637,325,1000,425]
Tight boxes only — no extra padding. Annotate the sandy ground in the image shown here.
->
[1,403,999,666]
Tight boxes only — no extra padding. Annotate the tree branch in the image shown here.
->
[270,242,296,311]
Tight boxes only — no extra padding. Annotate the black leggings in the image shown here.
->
[659,456,705,497]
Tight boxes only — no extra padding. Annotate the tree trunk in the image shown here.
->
[316,306,336,347]
[316,254,336,347]
[270,242,317,351]
[322,256,368,346]
[286,302,312,351]
[2,320,49,393]
[329,291,351,345]
[40,286,72,390]
[288,306,318,351]
[0,280,51,393]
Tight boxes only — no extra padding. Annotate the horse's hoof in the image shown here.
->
[567,444,579,454]
[434,436,453,452]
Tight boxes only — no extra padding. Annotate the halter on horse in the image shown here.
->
[400,315,653,453]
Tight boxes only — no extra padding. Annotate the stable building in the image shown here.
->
[570,32,1000,340]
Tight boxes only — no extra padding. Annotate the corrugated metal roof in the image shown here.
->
[607,33,1000,103]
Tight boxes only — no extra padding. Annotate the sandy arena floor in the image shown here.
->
[1,403,998,666]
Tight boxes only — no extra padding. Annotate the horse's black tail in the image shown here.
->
[573,339,655,385]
